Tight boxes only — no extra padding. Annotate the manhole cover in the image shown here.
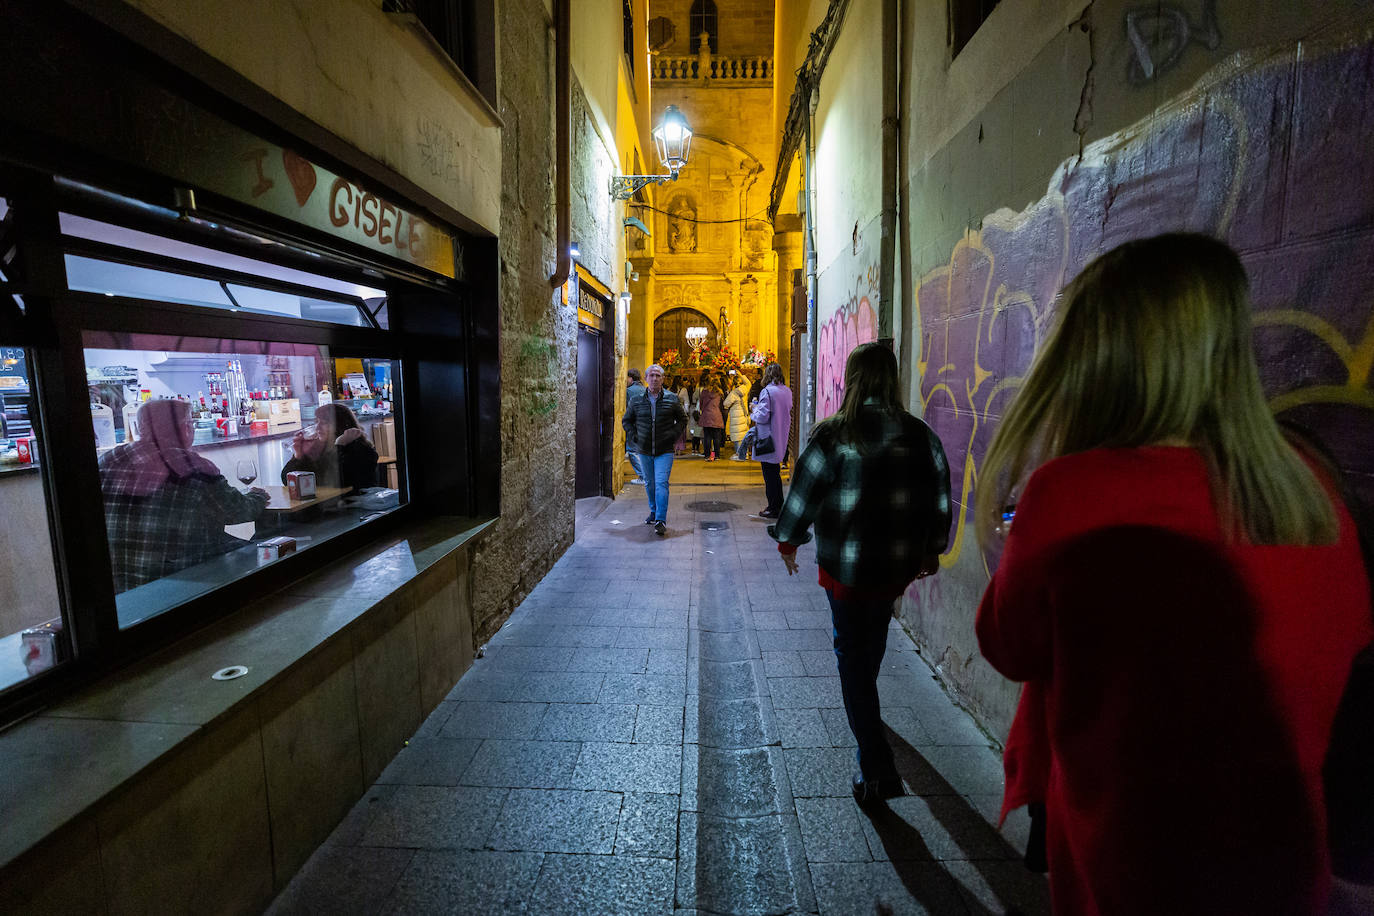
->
[699,520,730,531]
[685,500,740,513]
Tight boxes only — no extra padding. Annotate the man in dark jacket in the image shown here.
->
[622,364,687,536]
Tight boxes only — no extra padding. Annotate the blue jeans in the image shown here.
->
[826,588,899,782]
[626,450,642,479]
[640,452,675,522]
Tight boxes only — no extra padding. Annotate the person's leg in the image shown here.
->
[651,453,674,523]
[762,461,783,514]
[641,453,658,517]
[826,589,899,785]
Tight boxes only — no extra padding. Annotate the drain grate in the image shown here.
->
[685,500,741,513]
[699,520,731,531]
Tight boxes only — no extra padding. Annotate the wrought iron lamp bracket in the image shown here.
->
[610,172,679,200]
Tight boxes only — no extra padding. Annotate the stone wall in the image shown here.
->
[467,0,578,643]
[894,0,1374,737]
[650,0,775,56]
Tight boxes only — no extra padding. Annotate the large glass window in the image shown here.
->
[0,344,68,692]
[83,333,403,629]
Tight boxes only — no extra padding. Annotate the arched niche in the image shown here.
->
[653,307,717,362]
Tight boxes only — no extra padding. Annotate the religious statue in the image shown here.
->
[669,198,697,253]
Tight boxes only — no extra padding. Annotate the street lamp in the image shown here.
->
[611,105,694,200]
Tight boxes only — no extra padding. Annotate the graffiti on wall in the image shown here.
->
[816,264,880,419]
[1125,0,1222,84]
[914,29,1374,583]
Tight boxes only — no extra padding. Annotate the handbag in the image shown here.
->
[755,435,775,454]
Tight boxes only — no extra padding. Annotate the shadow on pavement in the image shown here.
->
[859,726,1047,916]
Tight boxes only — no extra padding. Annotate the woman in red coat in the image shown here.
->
[973,233,1372,915]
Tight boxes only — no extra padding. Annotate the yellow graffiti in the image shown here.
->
[914,227,1057,572]
[1255,307,1374,413]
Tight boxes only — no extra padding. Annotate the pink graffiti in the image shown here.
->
[816,295,877,419]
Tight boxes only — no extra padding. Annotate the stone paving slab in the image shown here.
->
[270,468,1048,915]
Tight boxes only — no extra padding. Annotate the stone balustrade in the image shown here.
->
[653,53,773,84]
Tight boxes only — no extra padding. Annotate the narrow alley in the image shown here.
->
[269,460,1049,915]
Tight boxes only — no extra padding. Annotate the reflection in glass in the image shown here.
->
[0,345,68,693]
[82,334,403,629]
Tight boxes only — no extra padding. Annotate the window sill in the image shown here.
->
[0,514,494,872]
[388,12,504,129]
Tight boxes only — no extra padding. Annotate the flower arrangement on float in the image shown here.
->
[709,346,743,375]
[686,344,711,368]
[740,346,776,368]
[657,348,682,373]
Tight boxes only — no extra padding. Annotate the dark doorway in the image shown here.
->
[653,307,717,360]
[575,325,603,498]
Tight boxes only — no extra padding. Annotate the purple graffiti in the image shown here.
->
[913,33,1374,583]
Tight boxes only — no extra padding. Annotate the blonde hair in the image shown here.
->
[975,233,1337,547]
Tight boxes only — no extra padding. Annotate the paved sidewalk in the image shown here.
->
[269,458,1050,915]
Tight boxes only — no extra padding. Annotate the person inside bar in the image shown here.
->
[283,402,378,494]
[100,398,270,592]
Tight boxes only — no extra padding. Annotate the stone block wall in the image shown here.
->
[468,0,578,642]
[650,0,774,56]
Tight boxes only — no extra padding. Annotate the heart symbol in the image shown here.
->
[282,149,317,207]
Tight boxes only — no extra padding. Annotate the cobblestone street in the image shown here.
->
[270,458,1050,915]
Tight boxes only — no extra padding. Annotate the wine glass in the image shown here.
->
[236,458,258,489]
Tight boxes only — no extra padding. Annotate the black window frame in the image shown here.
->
[689,0,719,54]
[0,165,480,724]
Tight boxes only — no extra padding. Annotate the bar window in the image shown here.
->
[84,333,403,629]
[0,345,69,692]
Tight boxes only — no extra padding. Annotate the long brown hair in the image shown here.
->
[975,233,1337,547]
[817,343,903,451]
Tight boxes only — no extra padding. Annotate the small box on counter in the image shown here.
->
[250,419,269,435]
[257,536,297,562]
[286,470,317,500]
[15,435,37,464]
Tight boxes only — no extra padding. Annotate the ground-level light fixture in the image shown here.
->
[569,242,580,258]
[610,105,693,200]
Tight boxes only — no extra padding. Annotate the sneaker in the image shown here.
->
[729,454,744,461]
[852,774,905,807]
[654,520,667,537]
[644,514,655,525]
[630,477,645,485]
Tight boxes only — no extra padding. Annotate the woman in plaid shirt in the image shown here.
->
[100,399,269,592]
[769,342,952,804]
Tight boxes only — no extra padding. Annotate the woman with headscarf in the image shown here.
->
[283,402,379,494]
[100,398,269,592]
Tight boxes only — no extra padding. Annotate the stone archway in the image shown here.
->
[653,307,717,362]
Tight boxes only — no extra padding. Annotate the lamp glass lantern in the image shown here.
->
[651,105,693,176]
[685,326,708,349]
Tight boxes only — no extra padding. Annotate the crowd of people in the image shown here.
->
[623,233,1374,915]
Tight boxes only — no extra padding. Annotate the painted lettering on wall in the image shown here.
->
[816,265,879,419]
[912,30,1374,585]
[328,178,424,256]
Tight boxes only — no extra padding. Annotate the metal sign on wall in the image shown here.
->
[1,4,458,279]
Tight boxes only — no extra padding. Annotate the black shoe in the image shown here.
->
[654,520,667,537]
[852,774,905,807]
[644,514,655,525]
[758,508,778,519]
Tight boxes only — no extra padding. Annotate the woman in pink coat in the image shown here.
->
[750,363,793,518]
